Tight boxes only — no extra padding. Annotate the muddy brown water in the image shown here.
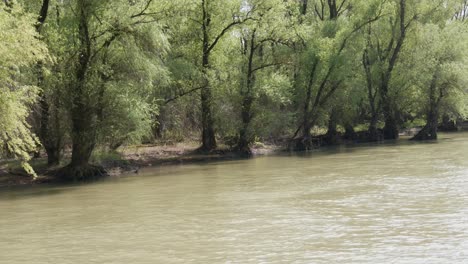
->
[1,133,468,263]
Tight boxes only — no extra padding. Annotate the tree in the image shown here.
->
[290,0,383,149]
[234,0,292,154]
[33,0,63,166]
[0,2,48,176]
[411,19,468,139]
[171,0,253,152]
[47,0,170,180]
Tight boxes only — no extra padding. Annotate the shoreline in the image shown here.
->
[0,142,282,188]
[1,131,462,188]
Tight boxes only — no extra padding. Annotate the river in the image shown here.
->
[1,133,468,263]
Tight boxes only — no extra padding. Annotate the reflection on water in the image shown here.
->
[1,133,468,263]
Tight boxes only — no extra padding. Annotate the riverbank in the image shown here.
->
[0,141,281,188]
[0,129,458,188]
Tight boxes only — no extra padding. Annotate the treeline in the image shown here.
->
[0,0,467,179]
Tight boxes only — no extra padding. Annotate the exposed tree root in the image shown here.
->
[411,125,437,141]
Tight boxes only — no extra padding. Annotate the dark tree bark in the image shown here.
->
[439,115,457,132]
[198,0,251,151]
[412,71,443,141]
[379,0,411,140]
[301,59,319,140]
[362,33,382,142]
[198,0,217,152]
[36,0,50,31]
[238,93,254,155]
[200,51,217,151]
[343,124,356,140]
[200,2,216,151]
[293,1,378,150]
[237,31,257,156]
[71,0,94,167]
[328,0,338,19]
[55,0,105,181]
[199,0,235,152]
[325,108,340,145]
[237,29,283,155]
[382,98,399,139]
[302,0,308,15]
[34,0,63,166]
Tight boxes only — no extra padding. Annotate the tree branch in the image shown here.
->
[131,0,154,18]
[207,16,253,54]
[164,86,204,105]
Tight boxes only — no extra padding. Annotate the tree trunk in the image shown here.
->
[294,59,319,150]
[328,0,338,19]
[325,108,340,145]
[379,0,408,140]
[439,114,457,132]
[382,107,399,139]
[55,0,105,181]
[237,31,257,156]
[380,78,399,140]
[368,115,381,142]
[36,0,62,166]
[200,80,217,151]
[301,0,308,15]
[412,110,438,140]
[45,144,61,166]
[412,71,440,141]
[362,42,382,142]
[344,124,356,140]
[199,0,217,152]
[238,95,254,155]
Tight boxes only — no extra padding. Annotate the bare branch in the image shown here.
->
[164,86,204,105]
[131,0,154,18]
[252,62,283,73]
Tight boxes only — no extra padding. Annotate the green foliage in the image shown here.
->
[0,3,48,176]
[2,0,468,174]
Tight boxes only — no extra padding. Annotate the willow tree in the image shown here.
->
[24,0,62,166]
[0,2,48,176]
[290,0,383,150]
[360,0,462,140]
[170,0,254,152]
[410,14,468,139]
[48,0,170,180]
[232,0,293,154]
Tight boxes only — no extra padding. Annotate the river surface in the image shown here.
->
[1,133,468,263]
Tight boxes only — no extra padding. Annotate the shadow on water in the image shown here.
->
[0,178,110,201]
[281,136,445,159]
